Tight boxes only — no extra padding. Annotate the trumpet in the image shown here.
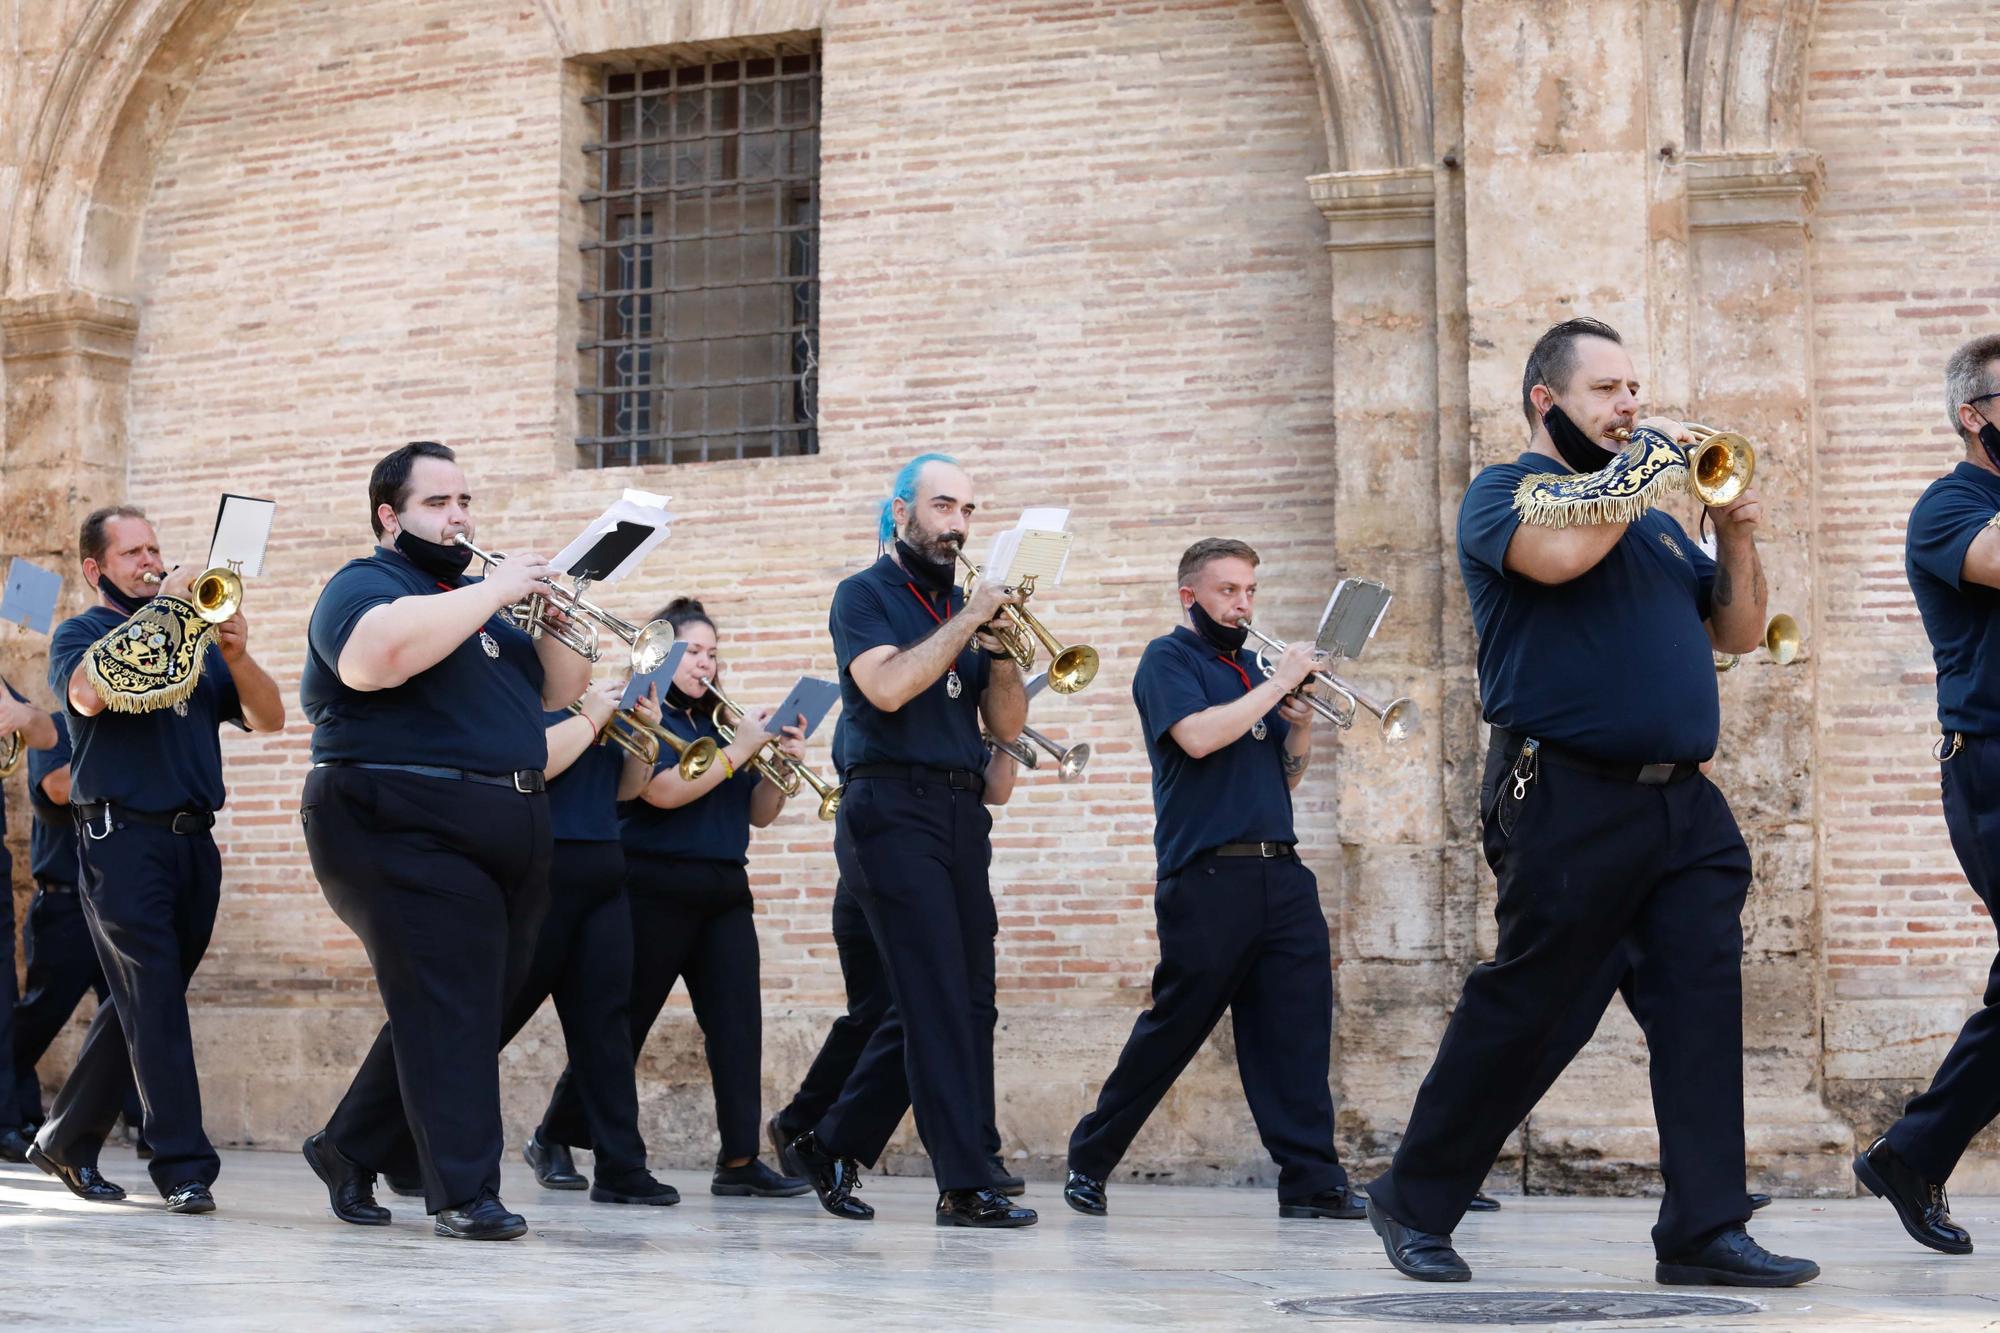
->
[1238,619,1419,745]
[1610,422,1755,508]
[140,562,244,625]
[956,553,1099,694]
[1714,614,1802,673]
[1014,723,1090,782]
[453,535,676,671]
[0,732,22,778]
[702,678,843,821]
[567,699,660,768]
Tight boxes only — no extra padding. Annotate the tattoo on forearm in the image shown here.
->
[1713,563,1733,608]
[1282,751,1308,777]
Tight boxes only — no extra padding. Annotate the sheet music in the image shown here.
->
[984,507,1073,586]
[551,492,676,583]
[207,495,277,576]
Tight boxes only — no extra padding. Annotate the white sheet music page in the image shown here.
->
[550,491,677,583]
[987,507,1073,586]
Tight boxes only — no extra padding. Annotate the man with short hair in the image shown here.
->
[1363,318,1816,1287]
[1061,537,1360,1222]
[1856,332,2000,1255]
[30,504,285,1214]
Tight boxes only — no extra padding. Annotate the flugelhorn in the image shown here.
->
[1238,619,1419,745]
[1610,422,1755,508]
[453,535,676,671]
[702,678,843,821]
[141,562,243,625]
[956,553,1099,694]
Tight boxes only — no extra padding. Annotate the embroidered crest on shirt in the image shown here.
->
[1657,531,1686,561]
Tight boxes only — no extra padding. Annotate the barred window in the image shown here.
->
[578,43,820,467]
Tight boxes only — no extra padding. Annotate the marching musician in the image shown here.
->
[30,505,283,1214]
[299,441,587,1242]
[785,453,1037,1228]
[1062,538,1361,1222]
[0,696,59,1162]
[1855,332,2000,1254]
[534,597,809,1200]
[1362,318,1815,1286]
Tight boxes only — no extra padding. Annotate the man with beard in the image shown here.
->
[1856,333,2000,1254]
[30,505,285,1214]
[1363,318,1817,1287]
[786,453,1038,1227]
[298,441,588,1241]
[1061,538,1362,1222]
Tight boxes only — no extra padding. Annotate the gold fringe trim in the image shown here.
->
[83,596,213,714]
[1511,464,1688,528]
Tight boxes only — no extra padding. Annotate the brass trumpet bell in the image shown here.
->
[1240,620,1419,746]
[703,678,843,821]
[957,554,1099,694]
[1020,723,1090,783]
[1764,613,1801,665]
[191,565,243,625]
[1684,424,1754,508]
[0,733,21,778]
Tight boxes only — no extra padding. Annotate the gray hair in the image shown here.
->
[1945,334,2000,442]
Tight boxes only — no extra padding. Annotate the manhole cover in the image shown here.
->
[1276,1291,1762,1324]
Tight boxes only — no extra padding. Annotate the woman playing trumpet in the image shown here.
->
[537,597,810,1199]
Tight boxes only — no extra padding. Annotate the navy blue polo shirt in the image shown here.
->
[620,706,761,864]
[1459,452,1719,763]
[1134,627,1295,879]
[302,547,546,772]
[1907,462,2000,734]
[544,708,625,842]
[829,554,990,772]
[27,711,79,884]
[50,608,245,814]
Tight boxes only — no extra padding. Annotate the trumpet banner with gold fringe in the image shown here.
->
[1512,426,1689,529]
[84,595,215,714]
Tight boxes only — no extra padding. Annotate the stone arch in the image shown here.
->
[1685,0,1821,153]
[1281,0,1431,172]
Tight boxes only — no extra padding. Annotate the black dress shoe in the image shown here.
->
[1749,1192,1772,1211]
[712,1157,811,1198]
[434,1192,528,1241]
[789,1130,874,1220]
[302,1132,391,1226]
[385,1171,424,1198]
[1656,1227,1818,1287]
[1853,1135,1972,1254]
[1467,1191,1502,1212]
[523,1131,586,1190]
[0,1127,31,1163]
[590,1171,682,1206]
[27,1144,126,1202]
[987,1155,1026,1196]
[165,1182,215,1215]
[1280,1185,1368,1220]
[767,1115,807,1178]
[1064,1168,1107,1216]
[1366,1196,1470,1282]
[937,1187,1038,1228]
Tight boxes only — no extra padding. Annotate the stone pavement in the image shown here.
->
[0,1148,1987,1330]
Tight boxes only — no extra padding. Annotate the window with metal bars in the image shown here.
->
[578,44,820,467]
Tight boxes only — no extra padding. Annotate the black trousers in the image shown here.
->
[1068,852,1348,1202]
[37,820,222,1195]
[816,775,996,1192]
[543,856,764,1164]
[11,881,120,1127]
[1888,732,2000,1183]
[308,767,551,1213]
[775,879,1003,1161]
[0,853,19,1129]
[1366,739,1753,1258]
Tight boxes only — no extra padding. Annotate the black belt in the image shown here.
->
[73,802,215,835]
[843,763,985,793]
[1211,841,1298,859]
[1490,729,1699,787]
[313,761,546,794]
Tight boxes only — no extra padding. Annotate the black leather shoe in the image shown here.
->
[165,1182,215,1215]
[434,1192,528,1241]
[1749,1192,1772,1212]
[713,1157,811,1198]
[1467,1191,1502,1212]
[1064,1168,1107,1216]
[1280,1185,1367,1220]
[27,1144,126,1202]
[302,1132,390,1226]
[937,1187,1038,1228]
[0,1127,31,1163]
[789,1130,874,1220]
[1853,1135,1972,1254]
[523,1131,586,1190]
[988,1155,1026,1196]
[1367,1196,1470,1282]
[767,1115,807,1179]
[1656,1227,1818,1287]
[385,1171,424,1198]
[590,1172,681,1206]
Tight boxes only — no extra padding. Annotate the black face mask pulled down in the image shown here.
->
[1979,422,2000,473]
[1544,405,1619,474]
[665,681,715,716]
[96,575,153,618]
[394,529,476,584]
[895,538,956,595]
[1188,601,1249,654]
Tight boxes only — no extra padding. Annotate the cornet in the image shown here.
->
[453,535,676,671]
[141,562,244,625]
[702,678,843,821]
[1610,422,1755,508]
[1238,620,1419,745]
[956,553,1099,694]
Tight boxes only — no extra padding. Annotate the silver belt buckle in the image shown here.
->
[1260,841,1282,858]
[1637,762,1675,785]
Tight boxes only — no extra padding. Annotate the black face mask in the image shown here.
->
[666,681,715,716]
[1979,422,2000,473]
[1188,601,1249,654]
[1544,405,1618,474]
[393,528,475,584]
[895,539,956,595]
[95,574,153,617]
